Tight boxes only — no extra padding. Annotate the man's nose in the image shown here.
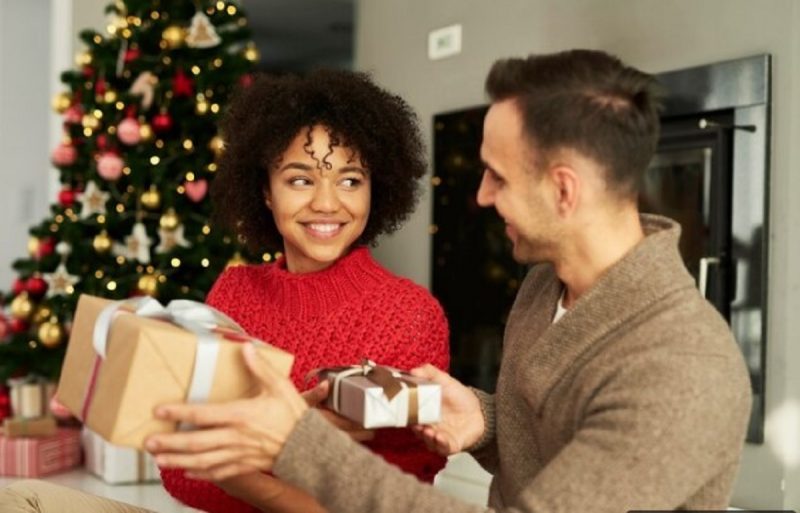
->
[476,170,494,207]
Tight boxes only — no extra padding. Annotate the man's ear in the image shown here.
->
[549,165,580,218]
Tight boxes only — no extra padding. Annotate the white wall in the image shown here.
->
[357,0,800,509]
[0,1,53,287]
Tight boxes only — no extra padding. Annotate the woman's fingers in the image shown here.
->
[155,444,274,472]
[153,400,245,427]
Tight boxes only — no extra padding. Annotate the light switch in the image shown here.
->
[428,24,462,61]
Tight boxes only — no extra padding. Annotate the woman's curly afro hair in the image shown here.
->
[211,69,428,254]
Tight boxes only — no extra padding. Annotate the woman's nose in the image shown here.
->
[310,182,340,212]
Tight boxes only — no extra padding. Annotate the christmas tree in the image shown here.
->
[0,0,265,382]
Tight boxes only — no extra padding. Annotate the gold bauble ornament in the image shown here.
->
[38,319,64,348]
[75,50,93,67]
[208,135,225,157]
[225,252,247,269]
[10,293,34,320]
[137,274,159,296]
[139,123,154,142]
[33,306,53,324]
[162,26,186,48]
[159,209,179,230]
[82,114,101,130]
[52,92,72,114]
[27,236,40,257]
[141,186,161,210]
[243,45,260,62]
[103,90,118,103]
[196,100,209,115]
[92,230,112,253]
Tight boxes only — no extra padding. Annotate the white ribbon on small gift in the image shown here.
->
[83,297,247,427]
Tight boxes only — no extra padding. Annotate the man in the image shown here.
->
[147,49,752,513]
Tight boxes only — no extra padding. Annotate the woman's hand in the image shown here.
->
[145,344,308,481]
[410,364,485,456]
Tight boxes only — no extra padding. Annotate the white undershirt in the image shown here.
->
[552,289,568,324]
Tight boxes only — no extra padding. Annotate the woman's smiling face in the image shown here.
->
[266,125,371,274]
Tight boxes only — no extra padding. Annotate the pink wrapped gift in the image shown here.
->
[318,360,441,429]
[0,428,81,477]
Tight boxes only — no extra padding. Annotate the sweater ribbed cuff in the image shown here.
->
[466,387,496,452]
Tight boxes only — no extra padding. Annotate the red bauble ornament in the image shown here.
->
[95,77,107,96]
[239,74,254,88]
[97,152,124,181]
[152,112,174,134]
[124,48,141,63]
[51,143,77,166]
[11,278,25,295]
[63,105,83,124]
[0,389,10,424]
[37,238,55,259]
[82,66,94,78]
[172,68,194,98]
[25,277,47,298]
[9,318,28,334]
[58,188,76,207]
[96,133,109,151]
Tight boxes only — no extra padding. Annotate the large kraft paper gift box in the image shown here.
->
[321,361,441,429]
[57,294,294,449]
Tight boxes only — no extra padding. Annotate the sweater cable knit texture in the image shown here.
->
[160,247,450,513]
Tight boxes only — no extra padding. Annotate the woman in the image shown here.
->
[159,69,449,513]
[0,70,449,513]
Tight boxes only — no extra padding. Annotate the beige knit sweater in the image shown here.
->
[273,214,752,513]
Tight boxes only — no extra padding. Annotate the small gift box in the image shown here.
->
[82,428,160,484]
[57,294,294,449]
[319,360,441,429]
[0,428,81,477]
[7,375,56,419]
[2,416,57,438]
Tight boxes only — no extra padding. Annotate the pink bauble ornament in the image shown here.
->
[184,179,208,202]
[117,117,142,145]
[63,105,83,124]
[51,143,77,166]
[97,152,124,181]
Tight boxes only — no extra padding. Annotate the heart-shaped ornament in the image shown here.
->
[185,179,208,203]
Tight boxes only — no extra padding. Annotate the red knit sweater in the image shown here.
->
[161,247,450,513]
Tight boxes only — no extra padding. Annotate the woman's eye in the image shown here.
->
[340,178,361,188]
[289,177,311,187]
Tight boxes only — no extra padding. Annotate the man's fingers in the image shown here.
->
[146,427,243,454]
[302,380,330,407]
[186,461,263,482]
[242,344,293,396]
[154,446,256,472]
[153,401,242,428]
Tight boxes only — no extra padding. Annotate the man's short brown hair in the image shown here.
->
[486,49,662,199]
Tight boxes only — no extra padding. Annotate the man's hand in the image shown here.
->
[410,364,485,456]
[145,344,307,481]
[301,379,375,442]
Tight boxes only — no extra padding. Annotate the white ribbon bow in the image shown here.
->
[92,297,246,407]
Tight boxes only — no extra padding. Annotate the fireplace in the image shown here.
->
[431,55,771,443]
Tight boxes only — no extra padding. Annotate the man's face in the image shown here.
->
[477,99,558,264]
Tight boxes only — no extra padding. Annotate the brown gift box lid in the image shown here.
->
[57,294,293,449]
